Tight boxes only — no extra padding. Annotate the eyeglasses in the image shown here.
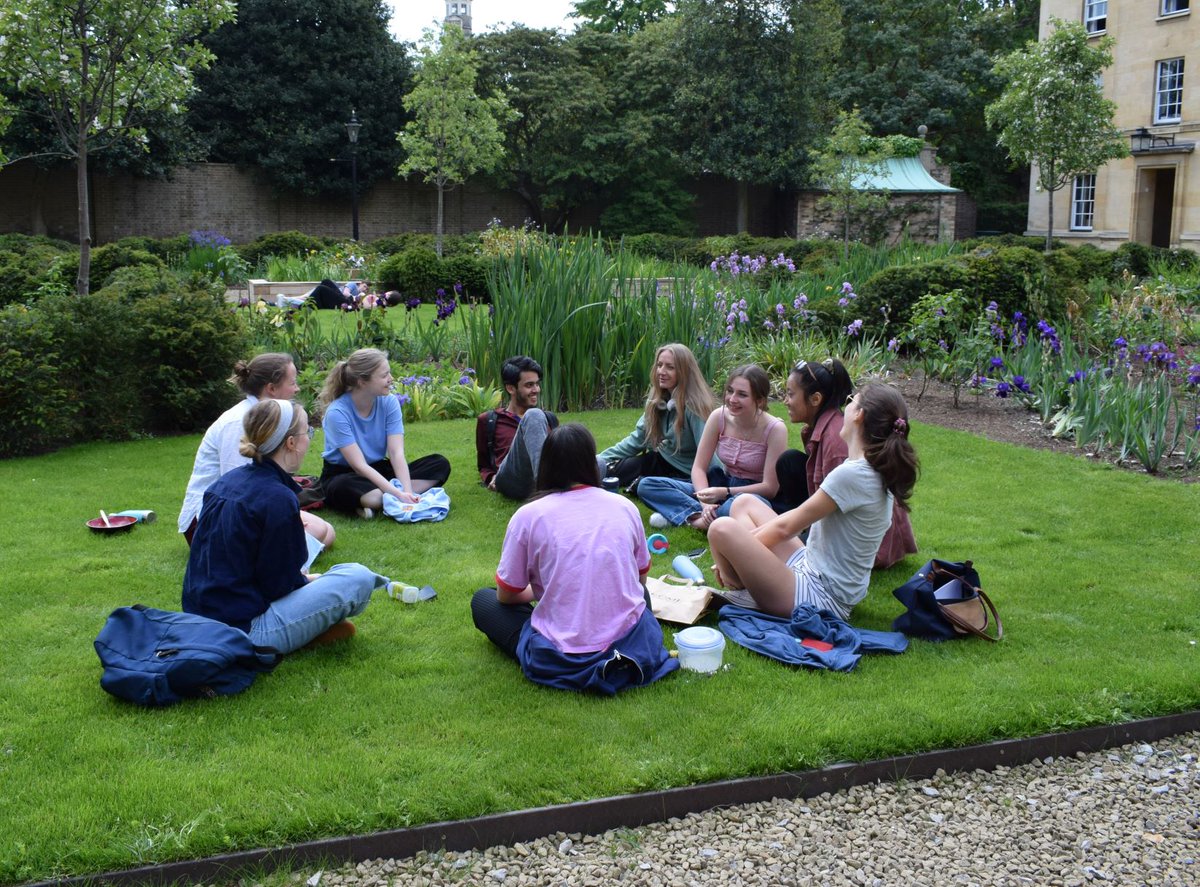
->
[845,393,858,407]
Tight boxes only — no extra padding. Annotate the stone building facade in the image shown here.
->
[1028,0,1198,250]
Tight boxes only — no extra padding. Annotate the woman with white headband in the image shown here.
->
[183,399,390,652]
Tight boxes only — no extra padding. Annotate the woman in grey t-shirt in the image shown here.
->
[708,383,919,619]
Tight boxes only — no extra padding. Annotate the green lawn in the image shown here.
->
[2,407,1198,883]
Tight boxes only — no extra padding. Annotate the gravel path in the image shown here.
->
[295,732,1199,887]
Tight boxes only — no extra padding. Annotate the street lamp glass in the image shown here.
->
[345,111,361,145]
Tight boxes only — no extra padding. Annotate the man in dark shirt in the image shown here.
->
[476,355,558,500]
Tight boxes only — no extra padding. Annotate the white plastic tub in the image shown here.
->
[674,626,726,674]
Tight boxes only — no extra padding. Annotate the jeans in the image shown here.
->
[637,469,751,526]
[249,563,389,653]
[494,409,551,500]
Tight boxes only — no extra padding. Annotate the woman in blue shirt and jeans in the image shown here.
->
[183,399,390,652]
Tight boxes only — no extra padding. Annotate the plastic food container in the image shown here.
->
[674,626,726,674]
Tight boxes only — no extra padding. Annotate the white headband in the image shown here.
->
[262,399,295,455]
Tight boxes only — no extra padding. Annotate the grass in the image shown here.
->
[2,407,1199,883]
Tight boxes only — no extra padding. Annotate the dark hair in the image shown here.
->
[501,355,542,388]
[534,423,600,497]
[230,353,294,396]
[856,383,919,511]
[726,364,771,412]
[789,358,852,422]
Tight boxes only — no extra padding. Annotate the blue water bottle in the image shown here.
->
[672,554,705,583]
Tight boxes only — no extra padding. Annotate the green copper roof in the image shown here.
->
[849,156,960,192]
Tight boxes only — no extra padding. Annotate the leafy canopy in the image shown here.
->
[187,0,412,197]
[986,18,1128,249]
[398,25,512,254]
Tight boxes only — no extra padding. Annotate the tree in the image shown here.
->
[0,0,235,296]
[187,0,412,197]
[399,26,511,257]
[475,27,621,230]
[669,0,842,231]
[809,108,893,259]
[986,19,1128,252]
[571,0,672,33]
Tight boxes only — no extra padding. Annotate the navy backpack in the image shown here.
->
[94,605,283,706]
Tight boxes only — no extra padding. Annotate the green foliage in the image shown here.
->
[376,248,443,299]
[188,0,413,197]
[857,259,970,333]
[0,0,237,295]
[0,279,243,456]
[237,232,332,269]
[441,254,491,300]
[131,287,247,433]
[92,265,182,302]
[0,240,75,306]
[811,107,894,259]
[399,25,512,256]
[87,245,165,290]
[986,19,1128,251]
[111,234,192,259]
[0,303,74,456]
[671,0,841,192]
[572,0,670,33]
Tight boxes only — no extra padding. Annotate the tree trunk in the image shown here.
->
[736,180,749,234]
[843,207,850,262]
[1044,186,1054,254]
[1043,160,1054,254]
[436,182,445,258]
[76,112,91,296]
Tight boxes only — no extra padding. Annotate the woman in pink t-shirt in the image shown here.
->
[470,424,678,694]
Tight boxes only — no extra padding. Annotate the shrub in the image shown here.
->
[963,246,1052,318]
[1112,242,1154,278]
[376,247,443,299]
[237,231,331,268]
[368,233,430,256]
[131,286,247,433]
[93,265,182,301]
[34,292,144,441]
[111,234,191,259]
[857,258,970,334]
[441,254,491,300]
[0,242,77,307]
[0,303,74,457]
[619,233,694,261]
[88,245,164,289]
[1065,244,1118,283]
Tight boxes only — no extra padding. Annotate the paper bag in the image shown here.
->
[646,574,716,625]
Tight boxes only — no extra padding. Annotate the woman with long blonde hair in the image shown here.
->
[598,343,717,492]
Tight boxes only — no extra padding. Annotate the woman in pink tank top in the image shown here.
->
[637,365,788,530]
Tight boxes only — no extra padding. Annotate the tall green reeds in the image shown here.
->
[468,235,724,411]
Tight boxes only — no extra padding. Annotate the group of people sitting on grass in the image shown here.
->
[177,342,919,692]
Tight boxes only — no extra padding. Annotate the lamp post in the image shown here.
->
[345,110,361,241]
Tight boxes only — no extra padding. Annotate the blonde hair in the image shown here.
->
[319,348,389,407]
[229,352,294,396]
[239,400,306,462]
[643,343,715,450]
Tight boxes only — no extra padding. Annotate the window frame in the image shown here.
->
[1160,0,1189,17]
[1154,58,1185,124]
[1084,0,1108,33]
[1070,174,1097,232]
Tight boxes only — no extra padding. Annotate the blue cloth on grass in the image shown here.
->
[718,603,907,671]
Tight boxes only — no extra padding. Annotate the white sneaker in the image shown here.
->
[356,507,376,520]
[649,512,669,529]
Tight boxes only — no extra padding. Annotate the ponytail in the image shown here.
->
[790,358,852,421]
[856,383,919,511]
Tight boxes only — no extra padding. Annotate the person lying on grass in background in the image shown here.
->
[471,424,678,694]
[179,352,334,548]
[637,364,787,531]
[476,355,559,501]
[183,400,390,652]
[597,343,717,494]
[774,359,917,568]
[708,383,919,619]
[318,348,451,519]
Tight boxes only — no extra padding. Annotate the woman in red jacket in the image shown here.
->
[775,359,916,569]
